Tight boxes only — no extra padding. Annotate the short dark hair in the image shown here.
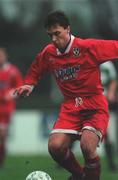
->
[44,10,70,29]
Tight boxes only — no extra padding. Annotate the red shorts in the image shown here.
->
[51,94,109,140]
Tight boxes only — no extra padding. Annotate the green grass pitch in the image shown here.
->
[0,155,118,180]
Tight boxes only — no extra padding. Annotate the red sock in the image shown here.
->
[58,150,84,177]
[84,156,101,180]
[0,143,5,167]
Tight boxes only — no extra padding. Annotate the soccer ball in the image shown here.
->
[26,171,52,180]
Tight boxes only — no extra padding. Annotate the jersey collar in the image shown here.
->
[0,62,9,70]
[56,35,75,55]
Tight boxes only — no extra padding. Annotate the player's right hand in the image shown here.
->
[13,85,34,97]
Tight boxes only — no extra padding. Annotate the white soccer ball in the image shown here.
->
[26,171,52,180]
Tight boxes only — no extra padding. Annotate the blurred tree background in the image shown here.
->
[0,0,118,109]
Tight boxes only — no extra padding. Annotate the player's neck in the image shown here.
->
[0,62,7,69]
[0,65,4,69]
[59,35,71,53]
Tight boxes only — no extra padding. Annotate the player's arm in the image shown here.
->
[107,63,117,102]
[107,80,117,102]
[88,39,118,64]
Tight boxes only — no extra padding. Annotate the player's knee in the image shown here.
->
[80,140,94,158]
[80,130,98,159]
[48,140,67,159]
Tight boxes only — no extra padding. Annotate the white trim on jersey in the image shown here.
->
[2,62,10,70]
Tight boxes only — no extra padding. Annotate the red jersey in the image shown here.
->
[0,63,23,113]
[25,35,118,100]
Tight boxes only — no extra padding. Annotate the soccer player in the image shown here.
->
[13,11,118,180]
[0,48,23,168]
[100,62,118,171]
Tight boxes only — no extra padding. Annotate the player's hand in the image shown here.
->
[13,85,34,97]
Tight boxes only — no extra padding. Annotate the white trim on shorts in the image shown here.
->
[82,126,102,141]
[51,129,82,135]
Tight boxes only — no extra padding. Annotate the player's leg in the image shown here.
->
[80,129,100,180]
[104,111,118,171]
[104,132,118,171]
[0,113,10,168]
[0,127,7,168]
[48,133,84,179]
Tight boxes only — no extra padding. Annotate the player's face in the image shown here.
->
[47,24,71,50]
[0,49,7,67]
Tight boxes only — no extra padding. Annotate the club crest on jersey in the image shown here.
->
[73,47,80,57]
